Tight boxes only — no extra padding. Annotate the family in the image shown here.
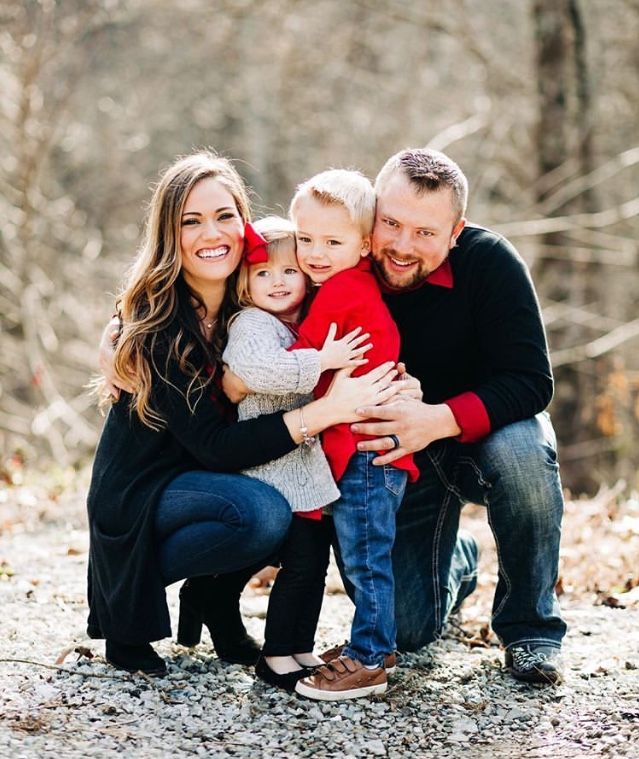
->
[88,147,566,700]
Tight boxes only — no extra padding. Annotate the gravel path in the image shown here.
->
[1,478,638,758]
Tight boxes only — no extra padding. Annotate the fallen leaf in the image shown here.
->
[54,645,95,665]
[596,594,626,609]
[0,561,14,578]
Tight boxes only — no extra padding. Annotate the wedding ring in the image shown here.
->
[388,434,401,451]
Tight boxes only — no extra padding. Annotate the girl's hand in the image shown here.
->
[318,323,372,372]
[99,317,133,399]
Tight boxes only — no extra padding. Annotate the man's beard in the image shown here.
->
[371,249,429,291]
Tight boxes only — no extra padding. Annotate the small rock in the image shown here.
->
[361,739,386,755]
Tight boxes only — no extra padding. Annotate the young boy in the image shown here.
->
[289,169,418,700]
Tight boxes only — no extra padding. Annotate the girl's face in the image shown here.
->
[179,177,245,292]
[248,243,307,323]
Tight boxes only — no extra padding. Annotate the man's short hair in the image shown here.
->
[290,169,376,236]
[375,148,468,223]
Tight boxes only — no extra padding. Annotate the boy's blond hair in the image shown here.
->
[236,216,297,309]
[289,169,376,236]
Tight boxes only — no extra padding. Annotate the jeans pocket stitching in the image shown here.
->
[383,466,406,496]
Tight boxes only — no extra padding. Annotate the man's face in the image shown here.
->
[371,171,465,291]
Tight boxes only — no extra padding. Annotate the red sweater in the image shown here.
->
[291,259,418,484]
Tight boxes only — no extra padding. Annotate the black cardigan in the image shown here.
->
[383,224,553,430]
[86,345,296,644]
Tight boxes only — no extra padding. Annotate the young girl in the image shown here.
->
[222,216,372,691]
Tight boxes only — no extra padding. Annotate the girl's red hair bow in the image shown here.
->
[243,222,269,264]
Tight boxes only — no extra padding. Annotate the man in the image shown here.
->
[351,148,565,684]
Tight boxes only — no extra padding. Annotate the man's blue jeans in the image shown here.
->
[393,413,566,652]
[333,451,408,667]
[154,471,292,585]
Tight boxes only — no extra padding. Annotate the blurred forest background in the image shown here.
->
[1,0,638,495]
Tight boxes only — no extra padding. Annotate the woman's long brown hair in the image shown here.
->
[107,151,251,429]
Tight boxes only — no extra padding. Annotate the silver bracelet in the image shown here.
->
[299,407,316,447]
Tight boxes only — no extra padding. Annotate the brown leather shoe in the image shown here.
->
[295,656,387,701]
[319,644,397,675]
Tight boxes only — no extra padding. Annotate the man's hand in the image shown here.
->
[390,362,423,402]
[99,317,133,399]
[222,365,250,403]
[351,398,461,465]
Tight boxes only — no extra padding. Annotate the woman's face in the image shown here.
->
[179,177,245,292]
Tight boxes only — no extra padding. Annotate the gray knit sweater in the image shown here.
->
[222,307,340,512]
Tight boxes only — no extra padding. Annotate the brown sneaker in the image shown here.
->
[295,656,387,701]
[319,644,397,675]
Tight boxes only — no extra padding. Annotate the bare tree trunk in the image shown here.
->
[532,0,609,493]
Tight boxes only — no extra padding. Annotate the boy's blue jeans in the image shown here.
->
[393,413,567,652]
[332,451,408,668]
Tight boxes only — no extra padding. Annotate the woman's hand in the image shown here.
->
[282,362,399,444]
[222,365,250,404]
[99,317,133,399]
[318,323,372,372]
[321,362,400,425]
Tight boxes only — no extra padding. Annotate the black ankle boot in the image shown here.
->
[105,640,167,676]
[177,571,261,665]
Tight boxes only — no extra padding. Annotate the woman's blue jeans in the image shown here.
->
[154,471,291,586]
[393,413,567,652]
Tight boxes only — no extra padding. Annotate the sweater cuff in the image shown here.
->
[445,392,491,443]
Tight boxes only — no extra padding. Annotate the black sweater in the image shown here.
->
[383,224,553,432]
[86,348,296,643]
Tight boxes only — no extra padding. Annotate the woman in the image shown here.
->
[88,151,397,675]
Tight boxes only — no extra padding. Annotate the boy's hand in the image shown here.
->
[318,323,372,372]
[99,317,133,399]
[222,365,250,403]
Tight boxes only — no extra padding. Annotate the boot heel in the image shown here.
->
[177,603,202,647]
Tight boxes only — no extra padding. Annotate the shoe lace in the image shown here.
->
[511,646,551,669]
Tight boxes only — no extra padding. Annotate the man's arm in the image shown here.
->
[451,233,553,437]
[98,316,134,399]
